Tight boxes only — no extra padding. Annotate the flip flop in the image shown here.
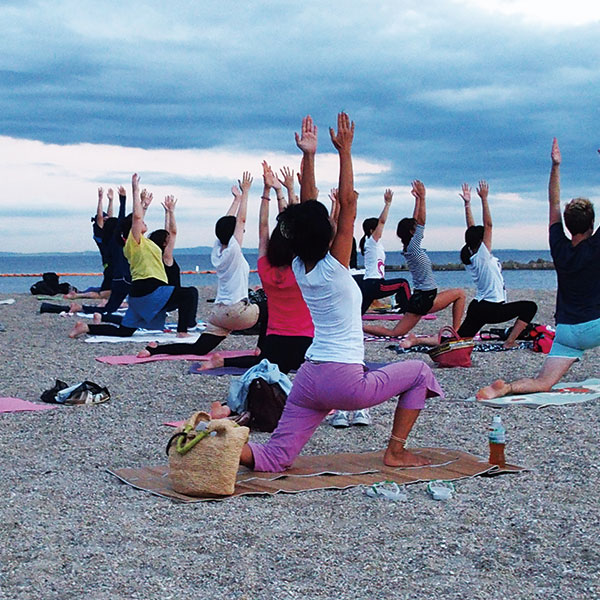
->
[364,480,408,501]
[426,480,455,501]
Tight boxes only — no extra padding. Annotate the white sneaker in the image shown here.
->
[351,408,372,426]
[330,410,350,428]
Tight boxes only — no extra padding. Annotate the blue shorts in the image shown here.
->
[548,316,600,360]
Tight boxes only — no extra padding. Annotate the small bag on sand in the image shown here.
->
[167,411,249,496]
[428,326,474,368]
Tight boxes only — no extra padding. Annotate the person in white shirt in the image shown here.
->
[139,173,260,357]
[401,181,537,349]
[237,113,443,473]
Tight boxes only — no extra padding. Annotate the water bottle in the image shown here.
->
[488,415,506,466]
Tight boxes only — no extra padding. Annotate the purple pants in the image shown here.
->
[248,359,443,472]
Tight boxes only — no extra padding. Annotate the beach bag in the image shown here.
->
[41,379,110,405]
[428,326,474,368]
[247,377,287,432]
[529,324,555,354]
[167,411,249,496]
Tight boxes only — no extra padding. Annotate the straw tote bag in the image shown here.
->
[167,411,249,496]
[428,326,474,368]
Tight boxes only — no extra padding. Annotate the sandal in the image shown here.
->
[364,480,407,501]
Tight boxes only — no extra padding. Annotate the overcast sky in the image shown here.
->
[2,0,600,253]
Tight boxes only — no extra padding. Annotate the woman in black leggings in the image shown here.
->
[401,181,537,349]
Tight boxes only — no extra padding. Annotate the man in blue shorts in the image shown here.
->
[477,138,600,400]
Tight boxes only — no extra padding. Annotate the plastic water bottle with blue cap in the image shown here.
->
[488,415,506,466]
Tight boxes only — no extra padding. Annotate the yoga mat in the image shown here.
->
[188,361,389,376]
[0,299,15,305]
[471,378,600,408]
[0,397,57,413]
[96,349,256,366]
[362,313,437,321]
[393,341,533,355]
[107,447,524,503]
[85,331,203,344]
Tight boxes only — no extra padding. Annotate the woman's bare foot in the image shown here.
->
[69,302,83,314]
[68,321,89,338]
[252,347,261,356]
[63,291,77,300]
[210,400,231,419]
[399,333,419,349]
[476,379,511,400]
[383,446,431,467]
[176,331,191,338]
[197,352,224,371]
[137,341,158,358]
[92,312,102,324]
[503,340,516,349]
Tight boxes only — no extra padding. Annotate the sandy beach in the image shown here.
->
[0,287,598,599]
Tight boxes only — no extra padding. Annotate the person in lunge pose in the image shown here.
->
[401,181,537,350]
[478,139,600,399]
[234,113,442,472]
[138,172,257,357]
[362,180,465,340]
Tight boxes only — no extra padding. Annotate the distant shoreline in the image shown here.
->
[386,259,555,272]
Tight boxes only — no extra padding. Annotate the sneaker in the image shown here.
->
[351,408,372,426]
[330,410,350,428]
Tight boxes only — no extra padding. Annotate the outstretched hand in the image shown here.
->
[132,173,140,191]
[239,171,253,193]
[262,161,279,189]
[295,115,318,154]
[107,188,114,201]
[162,195,177,212]
[411,180,426,201]
[98,187,103,199]
[278,166,295,190]
[231,184,242,200]
[476,180,489,200]
[551,137,561,165]
[329,112,354,153]
[140,188,153,209]
[117,185,126,197]
[384,188,393,204]
[459,183,471,204]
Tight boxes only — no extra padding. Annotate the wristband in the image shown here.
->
[261,196,271,201]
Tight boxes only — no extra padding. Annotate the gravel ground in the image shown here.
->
[0,288,598,600]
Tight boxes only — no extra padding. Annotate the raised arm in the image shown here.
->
[233,171,252,246]
[328,188,340,226]
[329,112,356,267]
[549,138,562,227]
[162,195,177,266]
[258,162,272,258]
[460,183,475,228]
[278,166,298,207]
[411,180,426,225]
[263,162,286,213]
[477,180,492,250]
[95,187,104,228]
[226,185,242,217]
[295,115,319,202]
[131,174,147,243]
[106,188,114,218]
[373,189,393,242]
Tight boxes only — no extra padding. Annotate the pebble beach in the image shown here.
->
[1,287,598,599]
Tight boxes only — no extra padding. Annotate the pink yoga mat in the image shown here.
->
[96,349,256,365]
[0,397,57,413]
[362,313,437,321]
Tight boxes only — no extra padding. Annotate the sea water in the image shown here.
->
[0,249,556,294]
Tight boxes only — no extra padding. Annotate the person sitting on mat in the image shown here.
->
[69,174,198,339]
[400,181,537,350]
[232,112,442,473]
[478,139,600,399]
[199,161,313,374]
[138,172,258,357]
[362,180,465,340]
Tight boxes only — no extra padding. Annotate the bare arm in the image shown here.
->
[106,188,114,218]
[95,187,104,228]
[162,195,177,266]
[549,138,562,227]
[372,189,393,242]
[258,162,272,258]
[460,183,475,228]
[263,162,286,213]
[411,180,426,225]
[327,188,340,226]
[295,115,319,202]
[278,166,298,207]
[477,180,492,250]
[233,171,252,246]
[226,185,242,217]
[131,174,147,243]
[329,112,356,267]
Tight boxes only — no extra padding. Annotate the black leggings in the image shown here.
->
[87,323,136,337]
[355,276,411,315]
[223,334,313,374]
[147,333,226,356]
[162,286,199,333]
[457,299,538,338]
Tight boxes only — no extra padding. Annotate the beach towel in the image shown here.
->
[362,313,437,321]
[471,378,600,408]
[85,331,203,344]
[0,299,15,305]
[0,397,57,413]
[96,349,256,365]
[107,447,524,503]
[188,361,389,376]
[393,341,533,355]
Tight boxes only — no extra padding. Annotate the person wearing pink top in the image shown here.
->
[200,161,313,374]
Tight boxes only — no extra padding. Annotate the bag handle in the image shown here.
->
[166,413,241,456]
[437,325,460,344]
